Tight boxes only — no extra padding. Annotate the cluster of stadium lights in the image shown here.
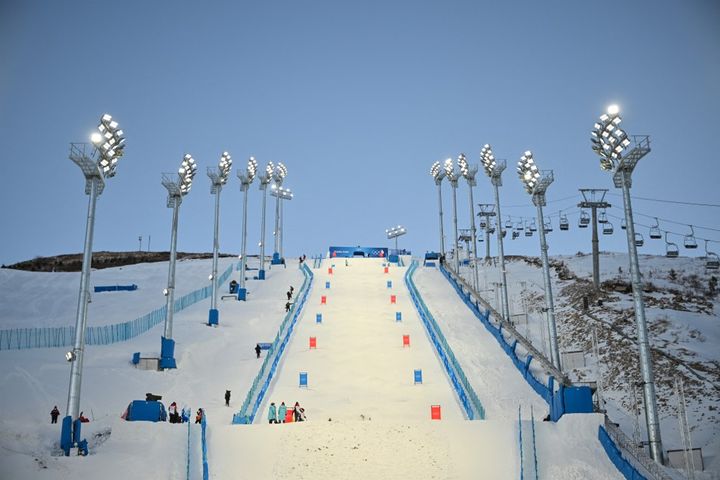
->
[90,114,125,178]
[591,104,631,171]
[385,225,406,239]
[178,154,198,194]
[517,151,540,194]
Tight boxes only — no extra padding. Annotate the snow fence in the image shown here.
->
[438,263,593,421]
[0,264,235,350]
[405,260,485,420]
[232,263,314,424]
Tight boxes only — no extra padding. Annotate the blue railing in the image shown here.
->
[0,264,234,350]
[232,263,314,424]
[404,260,485,420]
[201,412,209,480]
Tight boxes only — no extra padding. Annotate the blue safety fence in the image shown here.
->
[598,426,647,480]
[94,284,138,292]
[0,264,235,350]
[232,263,314,424]
[201,412,209,480]
[185,410,192,480]
[405,261,485,420]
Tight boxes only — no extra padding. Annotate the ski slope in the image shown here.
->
[1,256,625,478]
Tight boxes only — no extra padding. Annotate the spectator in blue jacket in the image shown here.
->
[278,402,287,423]
[268,402,277,424]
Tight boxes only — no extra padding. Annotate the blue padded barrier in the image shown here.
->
[0,263,234,350]
[405,261,485,420]
[598,426,647,480]
[232,264,314,424]
[201,412,209,480]
[94,284,138,292]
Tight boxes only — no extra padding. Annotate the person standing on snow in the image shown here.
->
[278,402,287,423]
[293,402,302,422]
[255,343,261,358]
[224,390,231,407]
[268,402,277,424]
[50,406,60,424]
[195,408,204,424]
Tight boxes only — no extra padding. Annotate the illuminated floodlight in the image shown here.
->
[238,156,258,190]
[386,225,407,239]
[591,105,632,171]
[517,151,541,194]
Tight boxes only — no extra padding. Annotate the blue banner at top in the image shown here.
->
[328,246,388,258]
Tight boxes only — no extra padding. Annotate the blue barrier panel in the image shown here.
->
[257,343,272,350]
[126,400,166,422]
[598,426,647,480]
[316,313,322,324]
[201,412,209,480]
[325,281,330,289]
[94,284,138,292]
[387,280,392,289]
[299,372,308,387]
[414,369,422,384]
[396,311,402,322]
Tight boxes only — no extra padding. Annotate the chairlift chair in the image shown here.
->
[559,212,569,231]
[684,225,698,249]
[620,218,627,230]
[634,233,644,247]
[598,210,608,224]
[501,229,507,238]
[704,241,719,270]
[505,218,513,229]
[544,219,553,233]
[579,210,590,228]
[479,218,487,229]
[524,221,533,237]
[516,220,524,231]
[512,230,520,240]
[529,219,537,232]
[602,222,614,235]
[649,218,662,239]
[487,225,496,234]
[665,232,679,258]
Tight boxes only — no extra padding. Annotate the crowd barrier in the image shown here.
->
[232,263,314,424]
[0,264,234,350]
[599,425,647,480]
[405,261,485,420]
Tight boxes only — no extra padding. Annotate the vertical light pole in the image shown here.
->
[429,161,446,257]
[62,114,125,456]
[457,154,480,293]
[271,162,287,265]
[160,154,198,370]
[207,152,233,325]
[517,151,561,370]
[591,104,663,463]
[444,157,461,273]
[386,225,407,256]
[480,144,511,322]
[237,157,258,301]
[257,162,274,280]
[271,185,293,262]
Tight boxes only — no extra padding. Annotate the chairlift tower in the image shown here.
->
[477,204,496,262]
[591,104,663,463]
[577,189,611,289]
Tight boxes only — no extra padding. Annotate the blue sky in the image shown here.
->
[1,0,719,266]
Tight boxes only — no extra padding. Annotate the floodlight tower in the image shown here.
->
[386,225,407,253]
[481,144,511,323]
[62,113,125,456]
[591,105,663,463]
[257,162,274,280]
[444,157,462,273]
[517,151,560,370]
[206,152,232,326]
[270,185,293,261]
[271,162,287,265]
[279,186,293,259]
[430,161,447,257]
[458,154,480,292]
[237,157,258,300]
[160,154,198,370]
